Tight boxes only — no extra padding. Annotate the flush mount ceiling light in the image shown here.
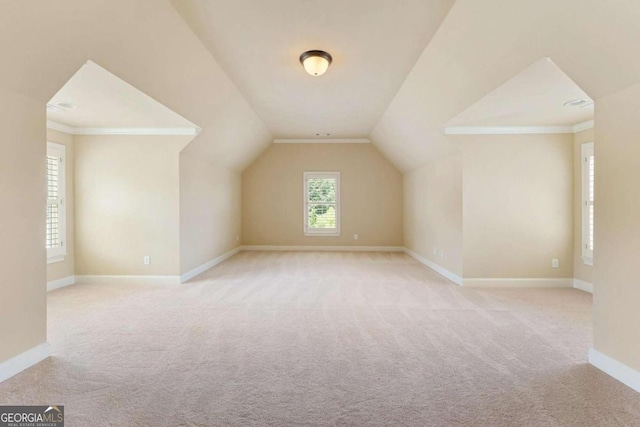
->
[56,102,77,109]
[46,104,64,113]
[300,50,332,76]
[564,98,590,107]
[46,102,77,112]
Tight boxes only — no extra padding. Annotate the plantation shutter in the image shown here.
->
[582,142,594,261]
[586,149,594,252]
[47,143,65,257]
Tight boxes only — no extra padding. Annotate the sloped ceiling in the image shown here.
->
[171,0,455,139]
[372,0,640,171]
[48,60,198,130]
[445,57,593,128]
[2,0,640,172]
[0,0,271,171]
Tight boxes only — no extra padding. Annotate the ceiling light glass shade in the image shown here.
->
[300,50,332,76]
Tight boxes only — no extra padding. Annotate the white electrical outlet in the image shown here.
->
[354,234,359,240]
[236,235,240,242]
[144,256,150,265]
[440,249,445,258]
[433,247,437,255]
[552,258,559,268]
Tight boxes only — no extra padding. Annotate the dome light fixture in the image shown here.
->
[300,50,332,76]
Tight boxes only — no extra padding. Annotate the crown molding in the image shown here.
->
[442,125,575,135]
[46,120,76,134]
[573,120,594,133]
[47,120,200,136]
[273,138,370,144]
[443,120,594,136]
[74,127,200,136]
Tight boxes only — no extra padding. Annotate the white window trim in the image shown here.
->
[581,142,594,265]
[303,172,341,237]
[47,142,67,263]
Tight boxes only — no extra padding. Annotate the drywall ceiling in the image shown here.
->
[372,0,640,171]
[48,60,198,130]
[171,0,455,139]
[445,58,594,128]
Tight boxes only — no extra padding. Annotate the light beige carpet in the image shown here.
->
[1,251,639,426]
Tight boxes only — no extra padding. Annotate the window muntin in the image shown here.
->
[581,142,594,265]
[47,142,66,262]
[304,172,340,236]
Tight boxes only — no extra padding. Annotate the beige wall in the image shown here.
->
[460,134,574,278]
[178,98,271,276]
[0,0,272,366]
[180,145,242,274]
[573,128,594,284]
[404,154,463,276]
[594,83,640,372]
[242,144,403,247]
[0,89,47,363]
[74,134,191,276]
[46,129,75,283]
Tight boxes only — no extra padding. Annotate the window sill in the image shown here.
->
[47,255,67,264]
[305,232,341,237]
[582,256,593,266]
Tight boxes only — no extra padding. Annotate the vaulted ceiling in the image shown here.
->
[48,61,197,130]
[170,0,640,171]
[2,0,640,172]
[171,0,455,140]
[371,0,640,170]
[445,58,593,129]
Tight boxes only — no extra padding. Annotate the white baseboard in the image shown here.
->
[240,245,405,252]
[462,278,573,288]
[573,278,593,293]
[0,343,51,383]
[403,248,463,286]
[47,275,75,291]
[76,275,180,285]
[589,347,640,393]
[180,247,241,283]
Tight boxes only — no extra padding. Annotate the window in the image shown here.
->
[581,142,594,265]
[304,172,340,236]
[47,142,66,263]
